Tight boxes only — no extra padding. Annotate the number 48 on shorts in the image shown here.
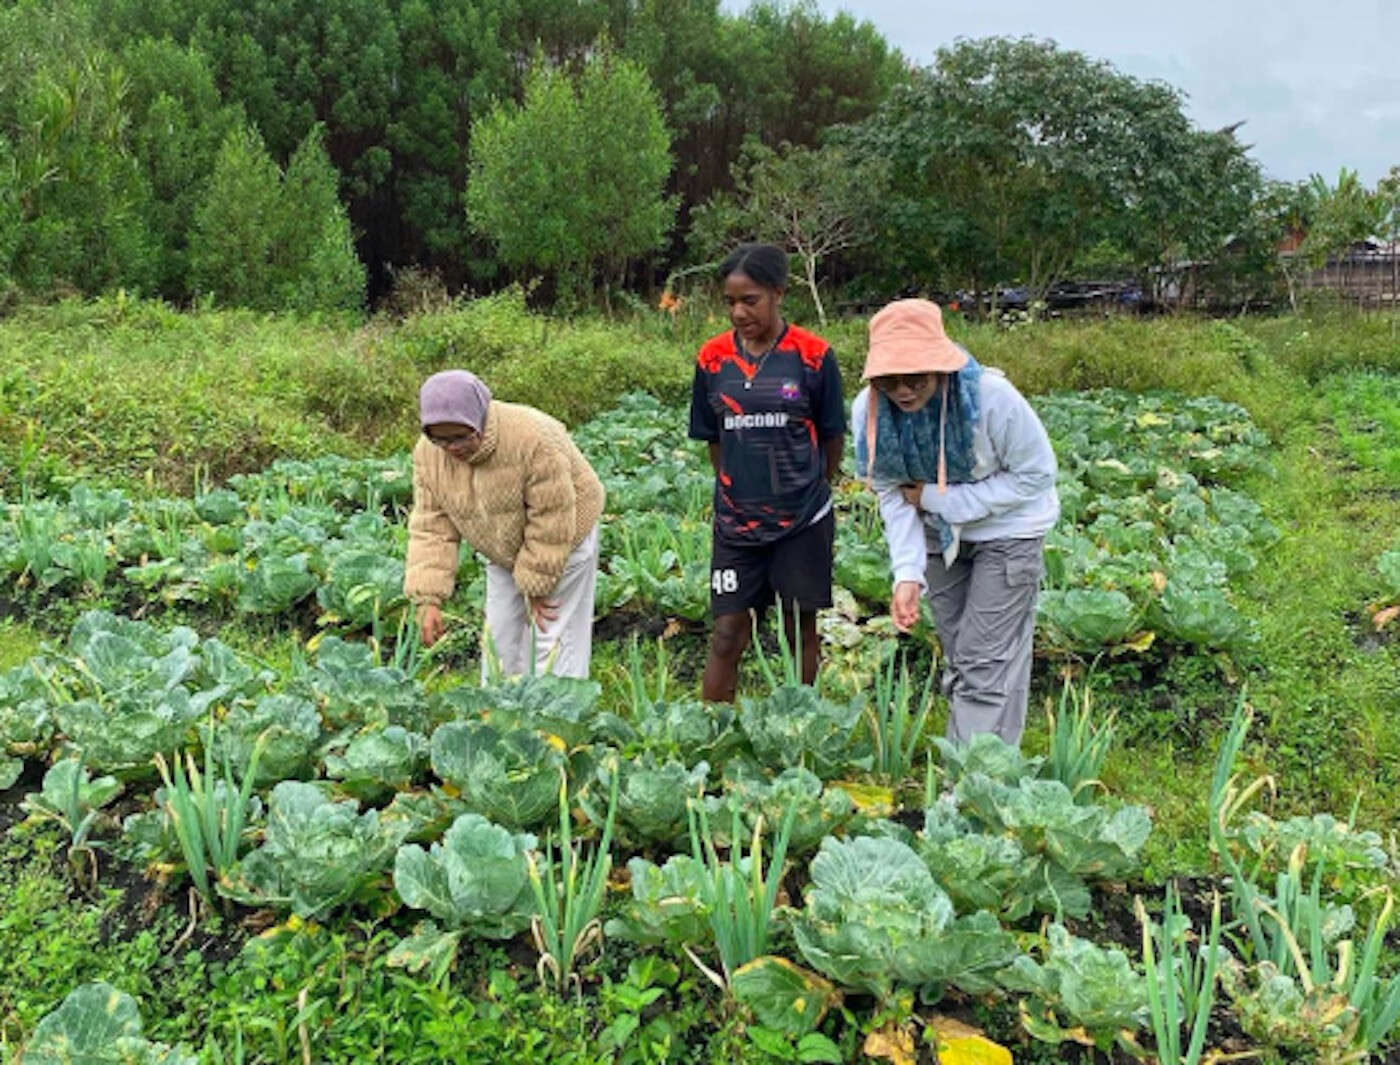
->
[710,567,738,594]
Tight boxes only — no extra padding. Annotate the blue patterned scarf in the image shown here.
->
[855,354,983,550]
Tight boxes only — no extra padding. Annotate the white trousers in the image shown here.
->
[482,523,599,680]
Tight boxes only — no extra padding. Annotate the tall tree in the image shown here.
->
[465,50,675,304]
[691,139,886,324]
[119,38,242,300]
[188,124,283,307]
[844,37,1260,309]
[190,123,364,311]
[0,2,155,296]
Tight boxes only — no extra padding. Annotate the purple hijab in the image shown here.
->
[419,370,492,431]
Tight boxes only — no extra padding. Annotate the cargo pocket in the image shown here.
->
[1003,543,1045,588]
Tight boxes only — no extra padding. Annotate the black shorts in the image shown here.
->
[709,510,835,617]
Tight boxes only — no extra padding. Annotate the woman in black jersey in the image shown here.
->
[688,244,846,702]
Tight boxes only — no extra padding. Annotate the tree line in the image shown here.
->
[0,0,1395,314]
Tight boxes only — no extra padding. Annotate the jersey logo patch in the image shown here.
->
[723,411,789,430]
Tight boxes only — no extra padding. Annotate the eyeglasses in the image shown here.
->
[872,373,935,394]
[425,428,479,448]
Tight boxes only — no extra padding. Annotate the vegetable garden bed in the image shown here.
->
[3,382,1398,1064]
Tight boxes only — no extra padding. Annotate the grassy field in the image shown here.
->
[1,299,1398,1062]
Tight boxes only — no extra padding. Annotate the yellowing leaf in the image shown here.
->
[439,783,461,798]
[831,781,895,816]
[1094,459,1133,475]
[1372,604,1399,631]
[543,733,567,752]
[864,1023,915,1065]
[1135,412,1170,428]
[732,956,838,1037]
[929,1016,1013,1065]
[1111,630,1156,655]
[1150,570,1168,594]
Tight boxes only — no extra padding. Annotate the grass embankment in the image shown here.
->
[7,292,1395,495]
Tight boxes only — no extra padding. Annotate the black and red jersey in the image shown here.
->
[688,324,846,545]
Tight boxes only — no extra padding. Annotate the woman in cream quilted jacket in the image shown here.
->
[403,369,605,678]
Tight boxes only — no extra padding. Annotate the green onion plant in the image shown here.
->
[528,765,619,995]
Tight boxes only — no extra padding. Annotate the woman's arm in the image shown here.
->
[853,389,927,590]
[920,382,1057,524]
[403,453,462,607]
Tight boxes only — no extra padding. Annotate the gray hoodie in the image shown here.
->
[851,368,1059,589]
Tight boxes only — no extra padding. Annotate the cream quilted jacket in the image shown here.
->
[403,401,605,603]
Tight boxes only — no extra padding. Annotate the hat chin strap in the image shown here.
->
[865,388,878,482]
[937,375,948,494]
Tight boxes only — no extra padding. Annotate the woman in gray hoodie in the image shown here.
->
[852,300,1058,746]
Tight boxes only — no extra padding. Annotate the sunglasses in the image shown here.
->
[425,428,479,448]
[872,373,935,394]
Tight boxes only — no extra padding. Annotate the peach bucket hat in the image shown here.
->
[861,299,968,379]
[860,299,969,493]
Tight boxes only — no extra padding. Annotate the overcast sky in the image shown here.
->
[748,0,1400,186]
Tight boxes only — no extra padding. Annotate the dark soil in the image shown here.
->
[0,758,44,810]
[592,609,689,643]
[1346,608,1397,652]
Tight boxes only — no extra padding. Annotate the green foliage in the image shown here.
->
[117,37,242,299]
[1324,371,1400,480]
[862,650,935,786]
[207,695,320,786]
[730,956,839,1040]
[154,740,265,902]
[429,720,565,831]
[446,672,602,748]
[324,726,428,802]
[605,854,711,949]
[1136,886,1222,1065]
[228,780,408,917]
[843,35,1260,301]
[706,765,855,857]
[187,124,281,307]
[466,51,674,299]
[527,769,618,994]
[392,812,536,944]
[736,686,866,780]
[0,661,56,758]
[684,796,797,990]
[190,123,364,312]
[1042,679,1117,800]
[54,613,205,774]
[791,835,1019,1005]
[1000,923,1149,1047]
[584,755,709,848]
[691,139,886,324]
[20,981,196,1065]
[1298,168,1385,271]
[0,4,156,296]
[955,774,1152,881]
[21,758,122,858]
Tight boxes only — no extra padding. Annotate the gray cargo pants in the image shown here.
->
[925,536,1044,746]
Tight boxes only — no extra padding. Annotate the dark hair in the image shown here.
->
[718,243,789,291]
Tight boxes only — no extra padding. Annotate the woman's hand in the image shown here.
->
[528,595,561,629]
[891,580,922,633]
[899,481,924,508]
[418,603,445,647]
